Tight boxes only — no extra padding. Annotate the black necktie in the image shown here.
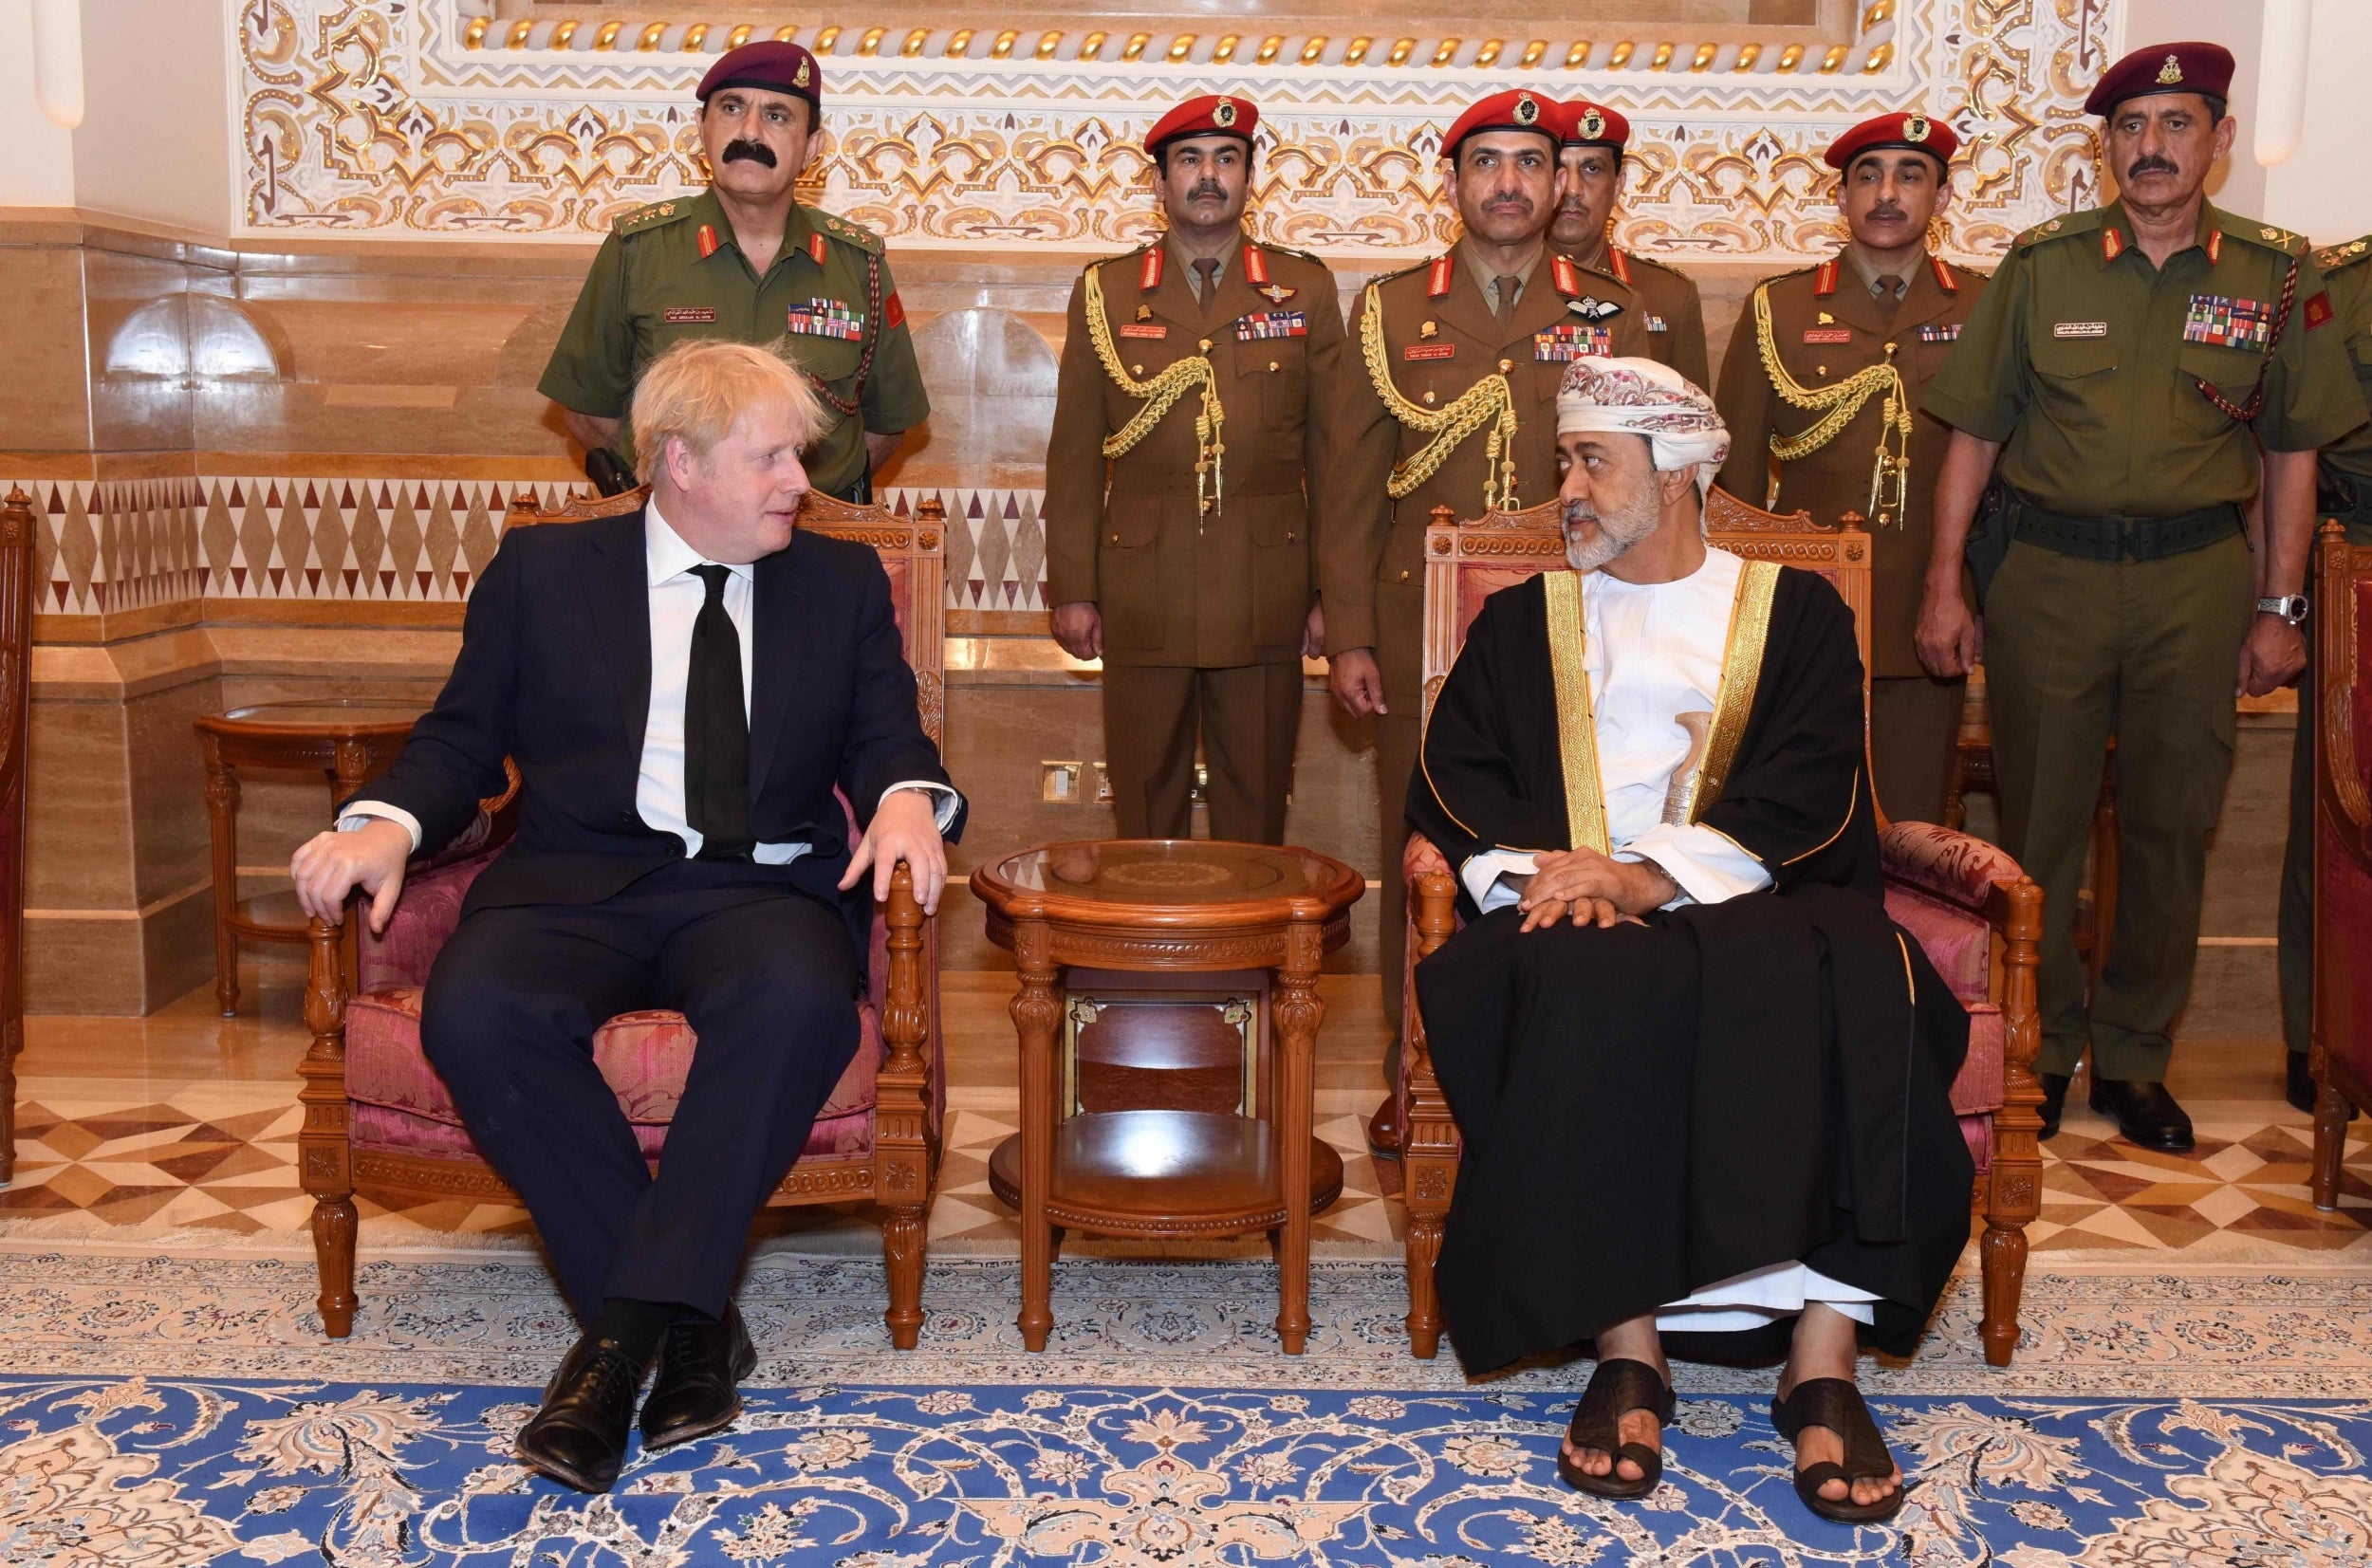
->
[683,563,752,860]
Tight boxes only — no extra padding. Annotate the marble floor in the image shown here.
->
[5,959,2369,1265]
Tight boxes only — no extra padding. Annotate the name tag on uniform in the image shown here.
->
[1119,323,1167,339]
[663,307,717,323]
[787,299,863,341]
[1644,316,1669,334]
[1404,343,1455,361]
[2183,293,2274,350]
[1802,328,1854,344]
[1535,323,1611,360]
[1236,310,1306,340]
[1918,323,1962,343]
[2052,321,2109,339]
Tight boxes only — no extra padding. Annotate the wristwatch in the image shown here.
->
[2257,594,2308,626]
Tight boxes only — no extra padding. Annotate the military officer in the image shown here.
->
[1920,42,2367,1151]
[1552,100,1710,388]
[1042,95,1342,844]
[1321,88,1578,1035]
[539,40,930,501]
[2278,232,2372,1113]
[1715,111,1987,824]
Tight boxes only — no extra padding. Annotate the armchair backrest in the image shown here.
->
[510,486,949,747]
[2318,517,2372,877]
[1418,489,1874,728]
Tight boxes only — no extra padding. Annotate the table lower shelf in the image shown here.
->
[227,891,312,942]
[986,1110,1344,1237]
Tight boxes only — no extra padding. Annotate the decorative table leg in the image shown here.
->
[1011,919,1061,1352]
[1271,917,1325,1355]
[204,742,240,1017]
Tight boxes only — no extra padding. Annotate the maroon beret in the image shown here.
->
[1560,101,1630,152]
[2084,42,2234,116]
[1825,111,1960,172]
[1145,94,1259,156]
[1442,90,1564,159]
[696,40,822,111]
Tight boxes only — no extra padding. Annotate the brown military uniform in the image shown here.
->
[1560,242,1712,390]
[1043,231,1345,842]
[1716,249,1989,822]
[1319,243,1579,1012]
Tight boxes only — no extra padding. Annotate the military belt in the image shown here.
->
[2006,489,2242,563]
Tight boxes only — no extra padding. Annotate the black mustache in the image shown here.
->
[1869,204,1906,220]
[1189,181,1226,199]
[722,138,778,167]
[2127,157,2177,177]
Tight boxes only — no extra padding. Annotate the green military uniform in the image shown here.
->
[1718,249,1989,823]
[2280,234,2372,1064]
[1043,232,1345,842]
[1924,201,2366,1081]
[539,187,931,499]
[1559,241,1712,390]
[1319,242,1577,1022]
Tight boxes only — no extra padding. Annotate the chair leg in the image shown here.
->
[880,1203,925,1350]
[311,1195,359,1338]
[298,913,359,1337]
[2310,1035,2352,1210]
[1977,1209,2028,1368]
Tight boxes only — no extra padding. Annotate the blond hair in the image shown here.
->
[630,339,827,484]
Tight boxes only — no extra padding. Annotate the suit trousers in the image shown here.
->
[1102,662,1304,844]
[420,858,860,1319]
[1984,533,2254,1080]
[1868,674,1967,826]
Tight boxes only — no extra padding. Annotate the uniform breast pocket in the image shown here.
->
[777,321,863,397]
[2030,334,2120,432]
[2173,342,2264,435]
[1238,340,1307,429]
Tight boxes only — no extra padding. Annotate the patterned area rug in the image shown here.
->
[7,1249,2372,1566]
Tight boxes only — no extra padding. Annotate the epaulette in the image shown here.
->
[809,209,883,256]
[1368,259,1432,290]
[2221,214,2309,258]
[1622,249,1692,280]
[2011,209,2103,249]
[2314,235,2372,274]
[1756,261,1824,290]
[1259,241,1328,267]
[613,198,697,237]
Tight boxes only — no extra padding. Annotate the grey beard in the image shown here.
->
[1563,492,1659,571]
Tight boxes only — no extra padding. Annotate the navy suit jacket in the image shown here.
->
[355,507,965,961]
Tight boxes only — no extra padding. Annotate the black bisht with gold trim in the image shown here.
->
[1407,563,1972,1374]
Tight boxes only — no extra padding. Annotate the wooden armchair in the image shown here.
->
[0,489,30,1184]
[297,487,952,1346]
[1392,491,2045,1366]
[2311,518,2372,1208]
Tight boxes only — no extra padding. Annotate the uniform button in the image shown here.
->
[1110,532,1121,543]
[1286,531,1296,542]
[1269,360,1280,372]
[1816,364,1827,376]
[1399,570,1411,581]
[1497,358,1513,373]
[1422,390,1436,404]
[1198,338,1213,352]
[1131,363,1144,375]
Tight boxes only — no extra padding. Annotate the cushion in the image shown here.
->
[1950,1004,2005,1116]
[1880,820,2023,910]
[347,987,886,1132]
[1882,882,1992,1003]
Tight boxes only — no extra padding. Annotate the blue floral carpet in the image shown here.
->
[5,1251,2370,1566]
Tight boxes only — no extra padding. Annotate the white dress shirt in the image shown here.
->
[1459,546,1772,914]
[343,498,954,858]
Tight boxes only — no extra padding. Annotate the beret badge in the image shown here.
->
[1214,97,1238,128]
[1904,113,1930,143]
[2157,53,2183,85]
[1514,95,1539,125]
[1581,108,1605,140]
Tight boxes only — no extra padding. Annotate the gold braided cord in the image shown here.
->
[1083,262,1226,516]
[1357,282,1521,512]
[1751,282,1915,527]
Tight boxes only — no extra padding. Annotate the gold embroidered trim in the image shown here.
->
[1084,263,1226,517]
[1358,281,1520,511]
[1686,558,1781,821]
[1781,765,1859,865]
[1752,281,1914,527]
[1542,570,1610,854]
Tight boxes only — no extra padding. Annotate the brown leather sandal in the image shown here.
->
[1556,1357,1675,1499]
[1770,1377,1904,1523]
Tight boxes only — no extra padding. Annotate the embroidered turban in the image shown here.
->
[1555,356,1731,498]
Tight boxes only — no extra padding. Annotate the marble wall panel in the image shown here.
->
[123,673,226,913]
[83,246,200,455]
[0,243,96,453]
[22,695,134,913]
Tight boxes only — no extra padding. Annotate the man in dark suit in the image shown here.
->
[290,339,962,1493]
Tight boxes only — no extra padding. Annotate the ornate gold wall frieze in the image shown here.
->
[237,0,2107,260]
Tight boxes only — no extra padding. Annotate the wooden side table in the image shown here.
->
[194,701,421,1017]
[971,839,1363,1355]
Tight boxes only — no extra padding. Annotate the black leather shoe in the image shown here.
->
[2036,1073,2071,1139]
[2289,1053,2363,1120]
[517,1335,643,1492]
[639,1305,757,1451]
[2087,1078,2195,1153]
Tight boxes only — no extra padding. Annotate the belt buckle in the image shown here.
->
[2115,514,2140,561]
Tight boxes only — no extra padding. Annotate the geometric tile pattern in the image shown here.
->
[2032,1114,2372,1258]
[6,473,1053,617]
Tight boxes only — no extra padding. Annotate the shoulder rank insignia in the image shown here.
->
[613,199,694,236]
